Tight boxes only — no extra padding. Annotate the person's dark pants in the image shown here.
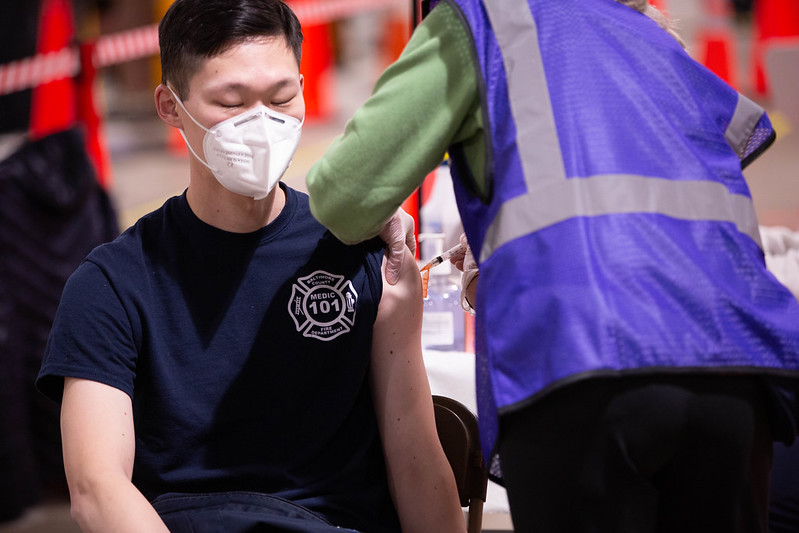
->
[152,492,361,533]
[498,375,773,533]
[770,441,799,533]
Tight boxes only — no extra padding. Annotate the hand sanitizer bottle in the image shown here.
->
[420,233,465,352]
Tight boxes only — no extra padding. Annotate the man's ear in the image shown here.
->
[154,84,183,129]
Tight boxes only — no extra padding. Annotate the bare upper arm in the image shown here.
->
[370,246,437,441]
[61,378,136,484]
[376,246,424,327]
[370,248,466,532]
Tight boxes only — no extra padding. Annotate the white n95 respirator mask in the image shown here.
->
[169,87,303,200]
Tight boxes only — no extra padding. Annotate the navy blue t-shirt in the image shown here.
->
[37,185,400,532]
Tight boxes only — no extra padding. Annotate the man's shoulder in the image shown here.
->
[284,184,384,256]
[83,196,178,276]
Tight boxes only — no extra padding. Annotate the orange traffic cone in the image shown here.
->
[382,6,410,67]
[295,0,335,122]
[76,42,113,187]
[29,0,77,139]
[752,0,799,97]
[695,0,738,89]
[166,127,188,157]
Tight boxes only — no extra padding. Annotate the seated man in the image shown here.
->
[35,1,464,531]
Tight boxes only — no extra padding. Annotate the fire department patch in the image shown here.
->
[288,270,358,341]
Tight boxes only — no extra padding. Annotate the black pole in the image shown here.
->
[412,0,421,33]
[410,0,424,246]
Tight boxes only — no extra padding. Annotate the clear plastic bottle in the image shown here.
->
[420,233,465,352]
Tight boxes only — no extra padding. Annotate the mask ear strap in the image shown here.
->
[166,86,216,172]
[167,86,209,132]
[176,129,215,173]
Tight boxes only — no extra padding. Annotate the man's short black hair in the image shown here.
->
[158,0,303,100]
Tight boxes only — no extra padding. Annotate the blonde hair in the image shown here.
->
[616,0,685,48]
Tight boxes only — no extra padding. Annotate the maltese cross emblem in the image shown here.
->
[288,270,358,341]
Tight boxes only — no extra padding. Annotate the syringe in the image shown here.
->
[419,242,465,272]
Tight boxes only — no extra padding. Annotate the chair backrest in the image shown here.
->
[433,395,489,533]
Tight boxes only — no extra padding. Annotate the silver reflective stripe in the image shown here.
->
[479,0,761,262]
[725,93,764,158]
[480,174,762,261]
[482,0,565,190]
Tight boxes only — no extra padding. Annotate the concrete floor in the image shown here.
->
[0,504,78,533]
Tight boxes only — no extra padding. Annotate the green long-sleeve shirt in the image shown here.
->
[306,3,485,244]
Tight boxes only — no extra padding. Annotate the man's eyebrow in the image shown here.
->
[208,79,296,93]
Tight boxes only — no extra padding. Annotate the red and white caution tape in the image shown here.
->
[289,0,404,26]
[0,47,80,97]
[0,0,405,97]
[95,24,160,69]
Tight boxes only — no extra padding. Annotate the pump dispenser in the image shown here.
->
[419,233,465,352]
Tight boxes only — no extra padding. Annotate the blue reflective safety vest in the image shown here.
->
[444,0,799,470]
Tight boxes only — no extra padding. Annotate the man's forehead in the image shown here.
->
[189,39,299,90]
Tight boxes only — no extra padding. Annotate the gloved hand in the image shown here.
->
[451,233,478,314]
[378,208,417,285]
